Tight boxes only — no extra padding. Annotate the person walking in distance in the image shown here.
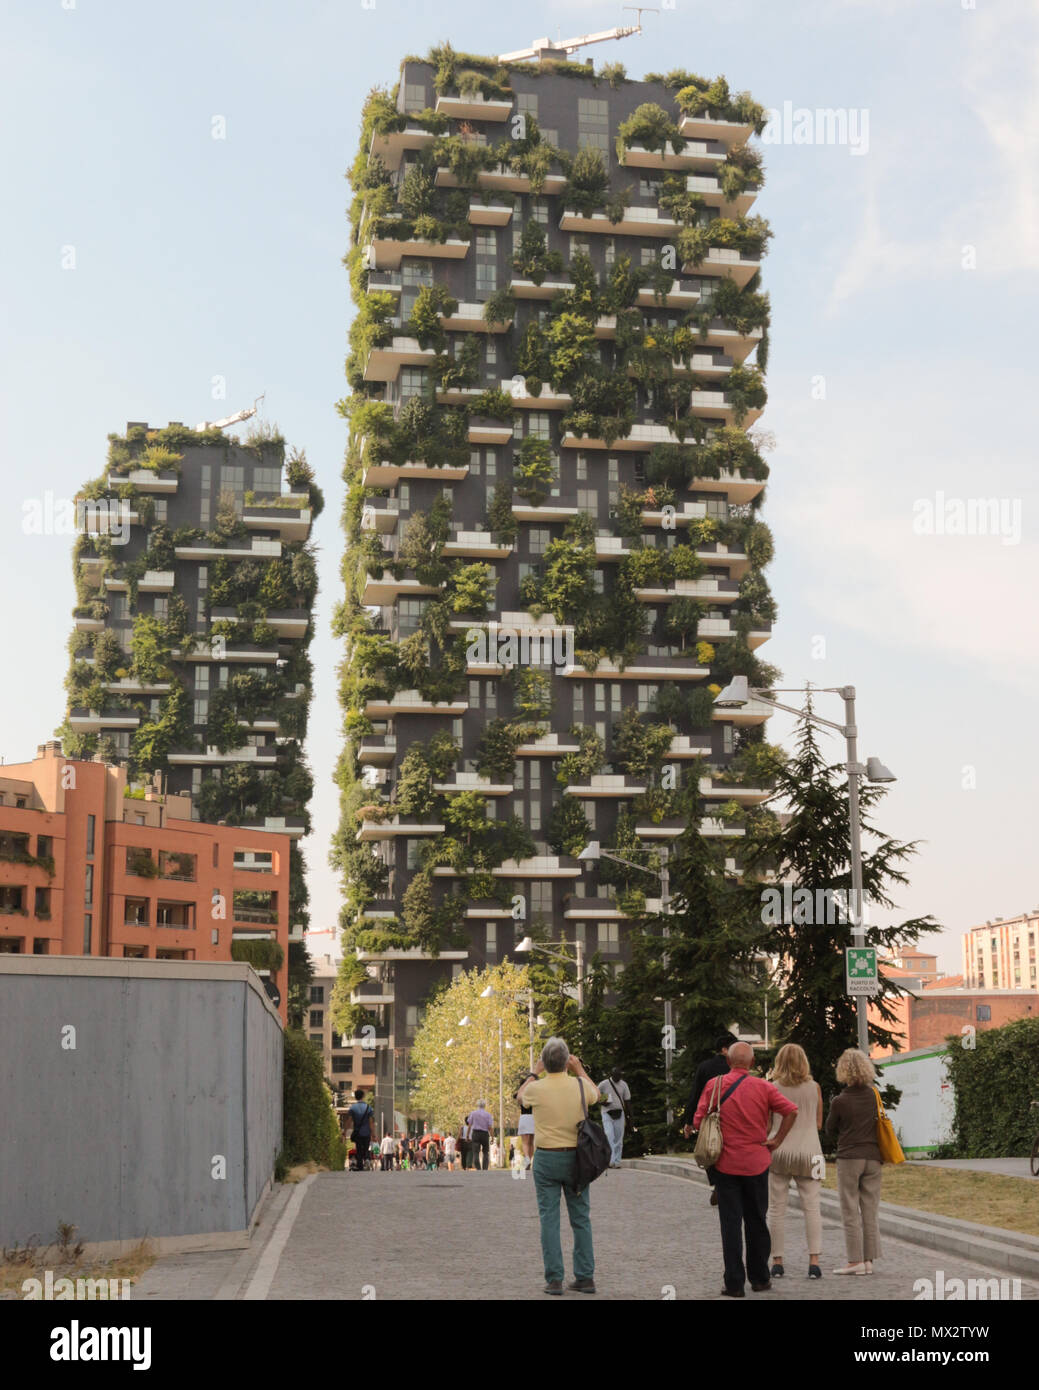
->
[347,1089,375,1171]
[825,1048,884,1275]
[766,1044,825,1279]
[458,1116,473,1172]
[682,1032,738,1205]
[692,1041,798,1297]
[597,1066,631,1169]
[467,1101,493,1171]
[442,1130,458,1171]
[516,1038,600,1295]
[379,1132,395,1172]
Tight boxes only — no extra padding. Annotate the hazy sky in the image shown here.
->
[2,0,1037,976]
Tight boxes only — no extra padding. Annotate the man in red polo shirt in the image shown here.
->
[693,1041,798,1297]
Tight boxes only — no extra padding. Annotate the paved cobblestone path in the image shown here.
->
[133,1165,1039,1301]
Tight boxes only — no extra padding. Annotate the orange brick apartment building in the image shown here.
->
[0,742,290,1022]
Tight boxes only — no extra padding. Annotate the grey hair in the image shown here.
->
[542,1037,570,1073]
[728,1041,755,1069]
[476,1100,485,1108]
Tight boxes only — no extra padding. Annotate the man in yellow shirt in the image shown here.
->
[516,1037,600,1295]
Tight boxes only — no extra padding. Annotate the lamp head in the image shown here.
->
[865,757,896,783]
[714,675,750,708]
[577,841,601,862]
[515,936,534,952]
[479,985,495,999]
[458,1015,471,1026]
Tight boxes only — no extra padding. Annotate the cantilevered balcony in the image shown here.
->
[559,207,680,238]
[511,495,582,523]
[467,416,514,445]
[358,734,396,765]
[564,896,663,920]
[104,570,175,593]
[467,200,512,226]
[436,166,566,195]
[368,235,470,271]
[363,336,437,383]
[690,247,762,287]
[432,855,581,880]
[361,459,468,487]
[176,643,279,664]
[73,613,106,632]
[175,538,281,561]
[443,530,513,559]
[239,815,308,839]
[711,697,773,726]
[514,730,581,757]
[105,678,171,696]
[68,707,140,732]
[361,571,440,605]
[561,422,686,451]
[561,655,708,681]
[665,353,735,379]
[594,536,633,562]
[689,389,763,426]
[355,817,445,843]
[433,772,513,797]
[699,776,772,806]
[694,543,749,578]
[677,112,757,146]
[667,734,714,760]
[635,279,701,309]
[357,945,470,962]
[633,576,741,604]
[508,276,572,299]
[434,93,514,121]
[640,500,708,528]
[688,470,766,505]
[563,775,648,799]
[700,817,747,838]
[697,616,772,649]
[696,321,764,362]
[505,381,572,409]
[620,139,725,171]
[210,606,309,638]
[465,901,516,919]
[169,744,278,765]
[366,270,402,296]
[453,611,573,641]
[242,503,312,541]
[361,499,400,534]
[635,817,687,839]
[363,691,468,719]
[350,982,395,1005]
[440,301,513,332]
[684,173,757,216]
[369,123,435,172]
[77,556,103,586]
[124,469,179,492]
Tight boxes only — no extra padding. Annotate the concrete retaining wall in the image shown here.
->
[0,956,283,1254]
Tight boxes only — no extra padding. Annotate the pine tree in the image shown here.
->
[605,928,668,1154]
[739,708,940,1101]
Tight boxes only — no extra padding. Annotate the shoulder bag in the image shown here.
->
[693,1073,749,1169]
[604,1079,624,1119]
[874,1088,906,1165]
[573,1077,613,1193]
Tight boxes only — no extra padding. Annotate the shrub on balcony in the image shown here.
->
[468,387,514,421]
[230,938,285,972]
[487,482,517,543]
[475,718,535,782]
[447,561,495,614]
[616,102,682,157]
[677,215,772,267]
[515,322,551,391]
[622,547,672,589]
[658,174,705,226]
[671,544,705,581]
[509,667,553,720]
[514,436,556,504]
[511,221,564,286]
[408,283,458,350]
[546,798,592,858]
[720,143,765,198]
[482,286,515,329]
[563,146,610,216]
[612,706,676,779]
[672,75,767,133]
[546,312,597,389]
[556,726,605,786]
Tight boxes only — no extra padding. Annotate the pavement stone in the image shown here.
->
[134,1164,1039,1301]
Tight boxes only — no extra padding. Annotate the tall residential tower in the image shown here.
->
[335,45,780,1130]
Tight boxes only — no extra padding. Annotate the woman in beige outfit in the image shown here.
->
[767,1043,824,1279]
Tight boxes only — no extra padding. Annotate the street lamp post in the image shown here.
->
[714,678,896,1056]
[514,936,585,1010]
[578,841,674,1126]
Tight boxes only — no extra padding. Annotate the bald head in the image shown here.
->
[728,1041,754,1069]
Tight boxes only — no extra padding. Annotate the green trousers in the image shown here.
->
[532,1149,594,1283]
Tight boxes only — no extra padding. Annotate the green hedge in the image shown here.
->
[282,1028,347,1170]
[943,1016,1039,1157]
[230,938,285,972]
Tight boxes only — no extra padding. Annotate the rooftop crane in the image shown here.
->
[499,10,657,64]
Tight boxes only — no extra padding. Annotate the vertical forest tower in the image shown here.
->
[336,44,781,1128]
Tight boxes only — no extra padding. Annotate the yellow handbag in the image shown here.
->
[874,1088,906,1165]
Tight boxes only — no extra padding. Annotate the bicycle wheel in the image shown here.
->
[1030,1136,1039,1177]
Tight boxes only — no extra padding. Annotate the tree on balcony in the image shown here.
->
[546,797,591,858]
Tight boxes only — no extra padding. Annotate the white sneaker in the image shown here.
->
[833,1263,867,1276]
[864,1260,874,1274]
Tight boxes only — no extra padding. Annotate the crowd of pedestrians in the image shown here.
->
[344,1035,892,1299]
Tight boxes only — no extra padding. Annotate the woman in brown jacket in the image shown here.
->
[824,1048,883,1275]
